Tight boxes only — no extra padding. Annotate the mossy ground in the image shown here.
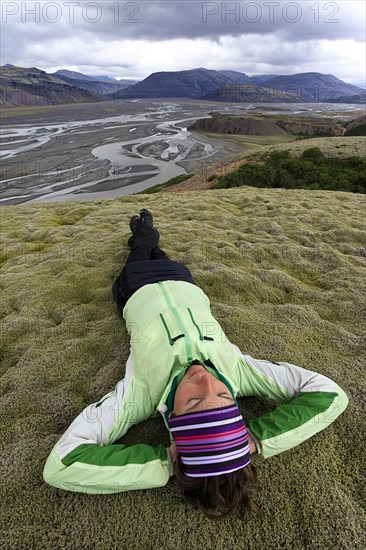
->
[1,188,365,549]
[265,136,366,159]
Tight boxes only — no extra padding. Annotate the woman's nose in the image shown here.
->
[195,372,213,388]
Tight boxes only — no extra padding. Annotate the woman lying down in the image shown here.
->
[43,209,349,520]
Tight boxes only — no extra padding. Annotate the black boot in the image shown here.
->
[140,209,153,226]
[129,215,140,234]
[140,209,160,239]
[128,215,140,248]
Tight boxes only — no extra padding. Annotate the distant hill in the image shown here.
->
[248,74,277,85]
[189,113,345,136]
[344,114,366,136]
[324,91,366,105]
[112,68,299,100]
[217,70,251,84]
[202,83,301,103]
[261,73,363,102]
[112,68,360,102]
[52,74,132,97]
[0,66,101,107]
[91,76,118,82]
[164,137,366,193]
[189,115,288,136]
[2,65,363,106]
[52,70,139,96]
[52,70,98,81]
[53,70,130,83]
[110,68,250,99]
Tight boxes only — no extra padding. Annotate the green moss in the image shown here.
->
[0,188,365,548]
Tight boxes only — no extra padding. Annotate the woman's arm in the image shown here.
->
[43,354,173,494]
[231,345,349,459]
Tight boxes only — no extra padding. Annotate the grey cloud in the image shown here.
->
[2,1,364,44]
[74,0,366,42]
[0,0,364,83]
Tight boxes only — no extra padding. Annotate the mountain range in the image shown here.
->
[0,66,100,107]
[112,68,239,99]
[257,73,363,102]
[51,70,139,96]
[112,69,364,102]
[202,83,300,103]
[0,65,364,107]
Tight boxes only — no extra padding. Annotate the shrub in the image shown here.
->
[211,148,366,193]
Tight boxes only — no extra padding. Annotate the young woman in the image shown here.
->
[43,209,349,520]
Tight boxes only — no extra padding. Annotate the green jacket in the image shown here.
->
[43,281,349,494]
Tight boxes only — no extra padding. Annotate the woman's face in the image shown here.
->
[172,364,235,416]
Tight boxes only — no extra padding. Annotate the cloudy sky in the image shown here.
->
[1,0,365,86]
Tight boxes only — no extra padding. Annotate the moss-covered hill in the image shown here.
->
[1,188,365,549]
[164,136,366,192]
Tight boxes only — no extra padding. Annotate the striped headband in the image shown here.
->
[168,404,251,477]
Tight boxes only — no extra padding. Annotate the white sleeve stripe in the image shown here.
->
[242,354,337,395]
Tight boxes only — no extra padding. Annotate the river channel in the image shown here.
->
[0,99,362,205]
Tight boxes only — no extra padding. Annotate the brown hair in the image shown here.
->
[173,456,264,521]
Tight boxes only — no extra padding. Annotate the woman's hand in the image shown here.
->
[168,442,179,464]
[248,433,257,454]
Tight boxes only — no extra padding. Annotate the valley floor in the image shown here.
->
[1,99,363,205]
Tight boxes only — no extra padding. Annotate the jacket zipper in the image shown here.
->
[158,282,193,363]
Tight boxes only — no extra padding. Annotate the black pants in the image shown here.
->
[112,223,196,314]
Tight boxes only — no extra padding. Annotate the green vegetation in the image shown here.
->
[0,104,58,117]
[137,172,194,194]
[1,188,365,548]
[259,113,348,127]
[264,136,366,159]
[212,148,366,193]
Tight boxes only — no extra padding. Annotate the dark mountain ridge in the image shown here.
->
[217,70,251,84]
[0,65,100,107]
[262,72,363,102]
[109,68,364,102]
[52,73,134,96]
[52,70,99,81]
[112,67,239,99]
[51,70,140,96]
[325,91,366,105]
[202,83,301,103]
[1,65,364,106]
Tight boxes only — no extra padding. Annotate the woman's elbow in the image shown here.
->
[335,385,349,417]
[42,448,65,489]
